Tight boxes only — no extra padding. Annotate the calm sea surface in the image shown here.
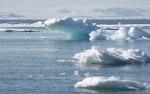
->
[0,19,150,94]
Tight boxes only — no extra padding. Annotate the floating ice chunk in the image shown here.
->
[59,72,66,76]
[73,46,150,64]
[25,74,46,78]
[38,75,45,78]
[57,59,77,63]
[25,37,32,39]
[74,71,80,77]
[89,27,150,40]
[74,71,90,77]
[79,72,90,78]
[74,76,150,91]
[129,27,150,38]
[44,17,99,40]
[83,72,90,78]
[41,34,47,39]
[25,74,35,78]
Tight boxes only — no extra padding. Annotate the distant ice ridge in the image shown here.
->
[74,76,150,91]
[0,21,44,28]
[0,21,45,32]
[44,17,150,40]
[0,28,42,32]
[90,27,150,40]
[44,17,99,40]
[73,46,150,64]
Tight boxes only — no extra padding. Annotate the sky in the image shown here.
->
[0,0,150,18]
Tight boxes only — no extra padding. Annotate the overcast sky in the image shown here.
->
[0,0,150,8]
[0,0,150,18]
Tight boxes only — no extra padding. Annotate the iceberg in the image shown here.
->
[73,46,150,64]
[44,17,150,40]
[44,17,99,40]
[74,76,150,91]
[89,27,150,40]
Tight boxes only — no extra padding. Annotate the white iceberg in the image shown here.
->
[44,17,150,40]
[73,46,150,64]
[89,27,150,40]
[44,17,99,40]
[74,76,150,90]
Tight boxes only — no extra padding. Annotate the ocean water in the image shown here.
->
[0,19,150,94]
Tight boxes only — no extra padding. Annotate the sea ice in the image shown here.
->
[128,27,150,38]
[74,71,80,77]
[73,46,150,64]
[44,17,99,40]
[59,72,66,76]
[74,76,150,90]
[89,27,150,40]
[44,17,150,40]
[74,71,90,77]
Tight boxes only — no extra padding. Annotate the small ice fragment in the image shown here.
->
[41,34,47,39]
[25,74,35,78]
[38,75,45,78]
[59,72,66,76]
[74,71,80,77]
[83,72,90,77]
[25,37,32,39]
